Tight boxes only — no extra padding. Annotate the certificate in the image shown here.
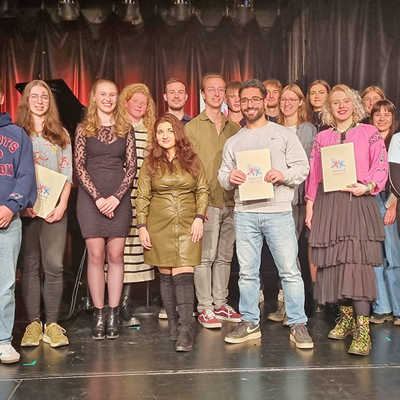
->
[236,149,274,201]
[33,164,67,218]
[321,142,357,192]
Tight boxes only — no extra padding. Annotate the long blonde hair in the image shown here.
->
[322,84,367,128]
[16,80,70,148]
[277,84,309,127]
[80,79,130,138]
[119,83,156,134]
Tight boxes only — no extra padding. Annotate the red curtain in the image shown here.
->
[0,11,287,121]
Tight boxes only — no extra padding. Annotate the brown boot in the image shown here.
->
[348,315,371,356]
[328,305,355,340]
[174,273,195,352]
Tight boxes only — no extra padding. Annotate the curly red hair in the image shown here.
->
[146,113,200,177]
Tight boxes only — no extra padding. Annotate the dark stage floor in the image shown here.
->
[1,307,400,400]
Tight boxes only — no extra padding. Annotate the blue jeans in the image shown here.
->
[373,194,400,317]
[0,216,21,344]
[234,211,307,325]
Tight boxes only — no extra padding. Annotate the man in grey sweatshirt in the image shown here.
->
[218,79,313,349]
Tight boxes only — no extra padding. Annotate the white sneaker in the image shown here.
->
[0,343,20,364]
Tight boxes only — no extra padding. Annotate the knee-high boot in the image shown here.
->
[120,283,141,327]
[174,273,195,352]
[159,274,178,341]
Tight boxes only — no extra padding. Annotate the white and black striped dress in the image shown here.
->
[123,120,155,283]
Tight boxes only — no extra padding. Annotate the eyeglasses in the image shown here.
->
[240,96,264,105]
[30,94,49,103]
[280,97,299,104]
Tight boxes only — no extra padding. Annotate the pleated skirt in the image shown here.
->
[310,187,385,304]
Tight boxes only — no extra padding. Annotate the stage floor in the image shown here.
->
[1,308,399,400]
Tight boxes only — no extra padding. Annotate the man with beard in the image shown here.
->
[185,73,241,329]
[163,78,192,125]
[263,79,282,122]
[226,81,243,126]
[218,79,313,349]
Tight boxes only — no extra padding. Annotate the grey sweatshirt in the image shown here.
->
[218,121,309,213]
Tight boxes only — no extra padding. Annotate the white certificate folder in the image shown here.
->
[321,142,357,192]
[236,148,274,201]
[33,164,67,218]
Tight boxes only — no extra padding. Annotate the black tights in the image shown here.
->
[339,299,371,317]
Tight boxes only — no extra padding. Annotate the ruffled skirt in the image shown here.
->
[310,187,384,304]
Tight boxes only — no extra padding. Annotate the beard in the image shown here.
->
[168,103,185,112]
[243,107,264,123]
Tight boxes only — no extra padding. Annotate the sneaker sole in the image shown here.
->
[289,334,314,349]
[175,345,192,352]
[348,347,370,356]
[0,356,20,364]
[370,316,393,324]
[198,321,222,328]
[328,332,352,340]
[43,334,69,348]
[224,330,261,344]
[158,314,168,320]
[106,334,119,339]
[215,315,242,323]
[267,315,285,322]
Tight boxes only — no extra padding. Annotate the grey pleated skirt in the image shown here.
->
[310,187,385,304]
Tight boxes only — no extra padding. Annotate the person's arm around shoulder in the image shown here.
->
[136,158,153,250]
[0,129,37,228]
[191,160,209,243]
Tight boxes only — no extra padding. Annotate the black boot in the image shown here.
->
[174,273,195,352]
[160,273,178,341]
[120,284,141,327]
[106,306,120,339]
[92,307,105,340]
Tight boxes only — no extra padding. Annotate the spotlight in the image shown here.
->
[160,0,193,26]
[115,0,143,27]
[0,0,18,19]
[58,0,80,21]
[81,3,112,24]
[197,7,225,32]
[230,0,255,27]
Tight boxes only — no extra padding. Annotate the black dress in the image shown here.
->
[75,125,137,238]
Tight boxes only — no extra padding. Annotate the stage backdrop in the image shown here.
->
[1,0,400,124]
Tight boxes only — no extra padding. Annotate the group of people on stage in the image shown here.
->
[1,73,400,364]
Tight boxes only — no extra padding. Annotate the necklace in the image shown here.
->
[334,121,356,143]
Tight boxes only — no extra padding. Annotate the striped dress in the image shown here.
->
[123,120,155,283]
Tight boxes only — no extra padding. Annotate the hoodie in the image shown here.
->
[0,113,37,214]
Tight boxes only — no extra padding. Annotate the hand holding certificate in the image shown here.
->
[321,143,357,192]
[33,164,67,219]
[236,149,274,201]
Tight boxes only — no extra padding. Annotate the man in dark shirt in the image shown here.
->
[163,78,192,125]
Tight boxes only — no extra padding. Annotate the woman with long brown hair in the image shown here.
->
[136,113,208,352]
[75,79,137,340]
[306,80,331,132]
[17,80,72,348]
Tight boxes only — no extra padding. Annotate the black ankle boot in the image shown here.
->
[174,273,195,352]
[120,294,141,327]
[160,274,178,341]
[106,306,120,339]
[92,307,105,340]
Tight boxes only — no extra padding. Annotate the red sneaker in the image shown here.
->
[197,309,222,328]
[214,305,242,322]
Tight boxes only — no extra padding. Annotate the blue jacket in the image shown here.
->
[0,113,37,214]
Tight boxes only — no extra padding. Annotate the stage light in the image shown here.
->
[115,0,143,27]
[160,0,193,26]
[196,7,225,32]
[58,0,80,21]
[230,0,255,27]
[0,0,18,19]
[81,4,112,24]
